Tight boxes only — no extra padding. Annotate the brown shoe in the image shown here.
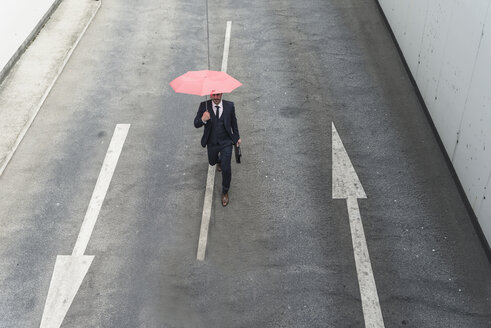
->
[221,193,229,207]
[217,163,222,172]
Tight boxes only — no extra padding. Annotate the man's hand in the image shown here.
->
[237,138,241,147]
[201,111,210,122]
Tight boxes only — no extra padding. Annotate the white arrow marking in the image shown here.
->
[197,21,232,261]
[40,124,130,328]
[39,256,94,328]
[332,123,366,200]
[332,122,385,328]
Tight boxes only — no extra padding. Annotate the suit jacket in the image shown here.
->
[194,99,240,148]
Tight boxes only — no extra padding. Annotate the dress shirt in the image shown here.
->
[213,100,223,119]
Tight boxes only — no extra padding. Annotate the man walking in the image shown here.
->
[194,93,241,206]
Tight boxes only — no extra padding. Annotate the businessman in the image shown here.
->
[194,93,241,206]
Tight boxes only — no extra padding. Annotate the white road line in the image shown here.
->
[347,197,385,328]
[72,124,130,256]
[197,21,232,261]
[332,122,385,328]
[221,21,232,72]
[196,165,216,260]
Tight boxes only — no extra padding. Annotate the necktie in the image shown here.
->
[215,105,220,118]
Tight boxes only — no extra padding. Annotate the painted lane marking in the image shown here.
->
[40,124,130,328]
[196,165,216,261]
[332,122,385,328]
[221,21,232,72]
[72,124,130,256]
[197,21,232,261]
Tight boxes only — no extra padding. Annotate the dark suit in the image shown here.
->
[194,99,240,147]
[194,99,240,194]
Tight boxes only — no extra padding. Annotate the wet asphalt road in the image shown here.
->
[0,0,490,327]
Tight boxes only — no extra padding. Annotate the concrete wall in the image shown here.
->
[378,0,491,244]
[0,0,61,82]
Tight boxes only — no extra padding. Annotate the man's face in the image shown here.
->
[211,93,222,104]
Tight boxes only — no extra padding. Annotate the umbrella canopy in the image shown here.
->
[169,70,242,96]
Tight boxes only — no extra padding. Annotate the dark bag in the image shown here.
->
[234,145,241,163]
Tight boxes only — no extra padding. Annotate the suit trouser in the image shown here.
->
[207,143,233,194]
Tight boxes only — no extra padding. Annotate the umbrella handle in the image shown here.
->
[206,91,216,113]
[208,91,215,112]
[206,94,213,113]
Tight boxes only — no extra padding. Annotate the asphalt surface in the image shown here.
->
[0,0,490,327]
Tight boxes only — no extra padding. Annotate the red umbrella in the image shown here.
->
[169,70,242,96]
